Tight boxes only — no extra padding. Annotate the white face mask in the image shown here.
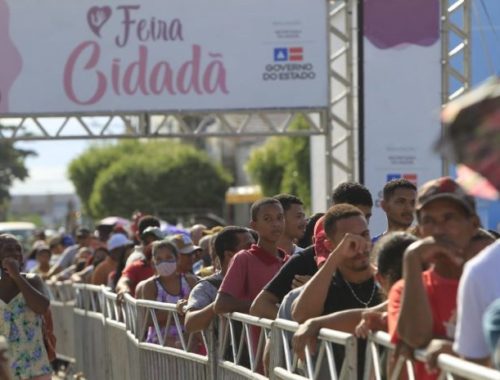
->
[155,261,177,277]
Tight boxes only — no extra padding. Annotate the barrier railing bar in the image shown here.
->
[304,345,314,379]
[254,325,268,372]
[324,342,338,380]
[437,354,500,380]
[244,323,255,371]
[173,311,187,351]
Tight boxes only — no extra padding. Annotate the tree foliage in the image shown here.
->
[0,126,36,218]
[68,140,232,219]
[245,116,311,210]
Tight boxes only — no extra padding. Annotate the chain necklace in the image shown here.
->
[343,278,377,308]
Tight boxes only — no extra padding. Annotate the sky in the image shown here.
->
[9,0,500,197]
[11,140,88,194]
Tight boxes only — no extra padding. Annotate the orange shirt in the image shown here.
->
[388,269,459,380]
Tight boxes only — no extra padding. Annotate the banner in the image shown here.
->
[0,0,328,115]
[362,0,443,235]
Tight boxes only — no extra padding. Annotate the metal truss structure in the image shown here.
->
[441,0,472,103]
[441,0,472,174]
[0,0,472,201]
[324,0,359,192]
[0,110,327,140]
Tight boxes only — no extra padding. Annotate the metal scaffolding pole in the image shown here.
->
[321,0,359,208]
[441,0,472,175]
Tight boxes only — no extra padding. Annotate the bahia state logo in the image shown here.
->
[386,173,418,185]
[262,46,315,81]
[273,47,303,62]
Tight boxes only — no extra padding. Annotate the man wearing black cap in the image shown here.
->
[46,227,92,279]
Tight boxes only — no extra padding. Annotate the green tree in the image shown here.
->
[67,140,145,214]
[0,126,36,220]
[69,140,232,219]
[245,116,311,210]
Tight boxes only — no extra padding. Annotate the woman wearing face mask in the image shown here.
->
[136,240,197,347]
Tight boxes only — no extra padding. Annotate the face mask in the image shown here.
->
[155,261,177,277]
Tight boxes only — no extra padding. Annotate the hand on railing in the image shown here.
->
[176,298,188,317]
[116,289,130,306]
[291,319,320,361]
[424,339,454,374]
[354,310,387,339]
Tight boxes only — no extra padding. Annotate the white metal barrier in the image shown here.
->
[49,283,500,380]
[217,312,273,380]
[46,281,76,363]
[437,354,500,380]
[363,331,416,380]
[365,331,500,380]
[73,283,108,379]
[71,284,215,380]
[270,318,357,380]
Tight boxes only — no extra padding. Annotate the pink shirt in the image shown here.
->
[219,244,287,302]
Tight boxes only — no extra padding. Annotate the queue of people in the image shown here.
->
[0,176,499,379]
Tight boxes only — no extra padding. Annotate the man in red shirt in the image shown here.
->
[214,197,287,314]
[115,243,156,299]
[214,198,286,373]
[387,177,479,380]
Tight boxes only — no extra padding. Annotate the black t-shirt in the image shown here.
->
[324,270,382,378]
[264,246,318,302]
[323,270,382,314]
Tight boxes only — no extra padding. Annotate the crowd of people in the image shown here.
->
[0,176,499,379]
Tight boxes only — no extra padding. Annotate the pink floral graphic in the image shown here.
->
[364,0,440,49]
[0,0,22,113]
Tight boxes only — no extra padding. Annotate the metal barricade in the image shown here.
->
[128,295,214,380]
[73,283,109,380]
[363,331,416,380]
[102,288,132,380]
[364,332,500,380]
[217,312,274,380]
[47,281,76,363]
[270,318,357,380]
[437,354,500,380]
[48,283,500,380]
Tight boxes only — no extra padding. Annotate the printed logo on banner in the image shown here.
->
[273,47,303,62]
[274,48,288,62]
[386,173,418,185]
[289,47,303,61]
[264,47,314,81]
[375,173,419,208]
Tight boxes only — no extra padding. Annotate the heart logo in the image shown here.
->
[87,6,112,38]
